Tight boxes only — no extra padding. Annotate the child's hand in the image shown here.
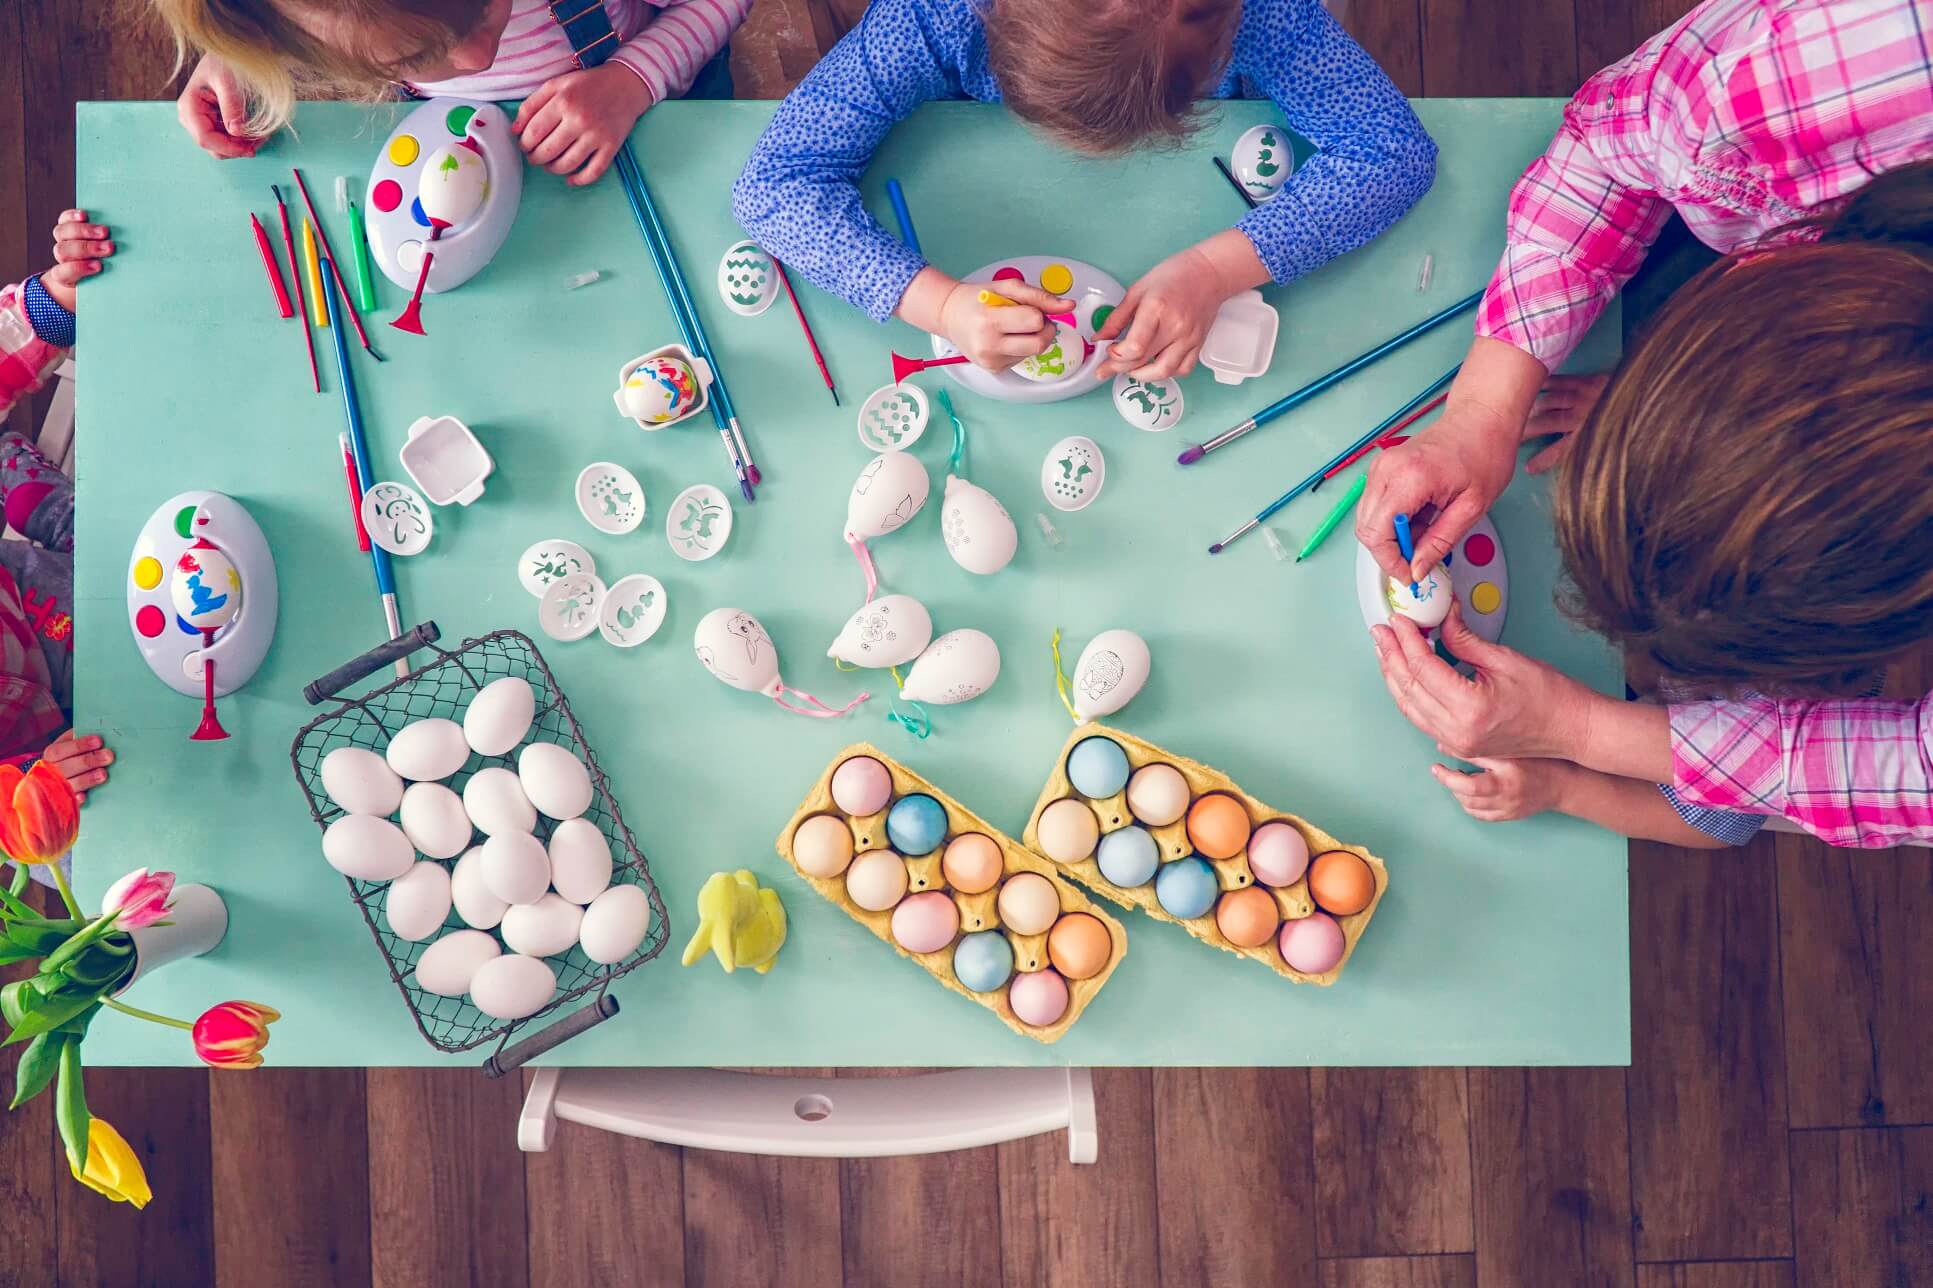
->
[176,54,264,160]
[1094,246,1226,382]
[938,280,1074,371]
[1430,755,1574,822]
[513,65,656,187]
[41,211,114,312]
[1524,372,1611,474]
[41,731,113,804]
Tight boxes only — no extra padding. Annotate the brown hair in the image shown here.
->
[152,0,483,136]
[1554,161,1933,697]
[983,0,1241,155]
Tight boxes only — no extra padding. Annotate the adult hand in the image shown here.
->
[42,210,114,312]
[176,54,263,160]
[41,731,114,804]
[1523,372,1610,474]
[1356,403,1519,584]
[512,64,656,186]
[1093,246,1226,381]
[1430,755,1574,822]
[936,280,1073,372]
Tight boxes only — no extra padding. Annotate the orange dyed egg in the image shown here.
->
[1186,792,1252,859]
[1046,912,1113,980]
[1213,886,1281,947]
[1308,850,1375,915]
[941,833,1004,894]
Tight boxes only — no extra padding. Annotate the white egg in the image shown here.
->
[320,747,404,816]
[518,742,594,820]
[579,883,651,964]
[940,474,1017,575]
[1013,322,1083,383]
[467,953,556,1020]
[386,718,469,782]
[501,893,585,959]
[463,766,536,837]
[1071,628,1151,720]
[417,143,488,227]
[450,847,509,930]
[413,929,500,996]
[899,629,1001,705]
[1387,568,1453,629]
[1041,436,1105,512]
[384,860,452,942]
[826,593,932,669]
[463,676,536,757]
[398,782,472,860]
[548,817,614,904]
[322,814,415,882]
[693,608,782,696]
[844,451,929,542]
[479,831,551,905]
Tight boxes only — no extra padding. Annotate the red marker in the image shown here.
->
[251,212,293,318]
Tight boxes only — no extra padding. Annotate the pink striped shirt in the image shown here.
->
[1474,0,1933,370]
[411,0,750,107]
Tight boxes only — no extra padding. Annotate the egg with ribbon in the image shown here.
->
[940,475,1017,575]
[694,607,782,696]
[827,593,932,669]
[845,451,929,543]
[170,540,241,632]
[899,629,1000,705]
[1071,628,1150,720]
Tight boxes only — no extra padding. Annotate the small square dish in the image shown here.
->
[1200,290,1280,386]
[400,414,494,506]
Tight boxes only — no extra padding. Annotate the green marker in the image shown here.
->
[346,200,379,312]
[1295,471,1367,562]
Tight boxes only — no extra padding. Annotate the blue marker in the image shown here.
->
[886,179,921,254]
[1394,513,1418,595]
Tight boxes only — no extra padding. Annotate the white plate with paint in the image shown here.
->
[665,484,733,561]
[932,256,1125,405]
[598,574,668,647]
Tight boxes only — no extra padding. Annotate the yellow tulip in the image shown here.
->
[71,1118,152,1209]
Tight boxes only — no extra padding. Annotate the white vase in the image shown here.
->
[112,883,228,993]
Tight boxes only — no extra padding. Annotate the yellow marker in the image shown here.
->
[302,218,328,328]
[976,288,1015,309]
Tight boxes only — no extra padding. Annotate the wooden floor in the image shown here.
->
[4,1,1931,1284]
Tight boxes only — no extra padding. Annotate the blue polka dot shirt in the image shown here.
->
[731,0,1438,321]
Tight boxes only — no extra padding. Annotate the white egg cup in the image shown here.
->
[614,343,713,432]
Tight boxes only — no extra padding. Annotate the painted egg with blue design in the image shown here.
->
[717,240,778,316]
[169,540,241,630]
[621,355,700,425]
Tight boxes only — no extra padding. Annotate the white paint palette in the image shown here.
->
[126,492,278,698]
[932,257,1125,405]
[364,98,523,294]
[1354,514,1509,654]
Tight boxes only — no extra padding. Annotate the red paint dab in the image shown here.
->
[372,179,403,213]
[992,266,1024,283]
[135,605,165,638]
[1462,533,1495,567]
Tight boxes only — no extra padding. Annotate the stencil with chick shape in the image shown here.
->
[666,484,733,561]
[1041,436,1105,512]
[575,462,645,535]
[597,574,667,647]
[1231,123,1294,201]
[717,240,778,316]
[361,481,432,555]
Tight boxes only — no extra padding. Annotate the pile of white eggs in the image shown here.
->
[317,675,653,1023]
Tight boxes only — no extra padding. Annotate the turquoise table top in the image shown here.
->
[73,98,1626,1067]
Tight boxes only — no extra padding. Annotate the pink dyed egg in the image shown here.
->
[1247,821,1310,888]
[890,891,961,954]
[1279,912,1345,974]
[830,755,893,816]
[1008,968,1070,1027]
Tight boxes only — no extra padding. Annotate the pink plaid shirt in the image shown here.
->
[1474,0,1933,369]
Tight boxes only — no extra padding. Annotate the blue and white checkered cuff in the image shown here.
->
[21,275,75,349]
[1658,783,1768,846]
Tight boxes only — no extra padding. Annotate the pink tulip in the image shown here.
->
[100,868,177,929]
[193,1001,281,1070]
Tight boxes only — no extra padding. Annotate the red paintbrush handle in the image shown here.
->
[252,214,293,318]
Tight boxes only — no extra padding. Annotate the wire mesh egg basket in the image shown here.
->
[289,623,668,1072]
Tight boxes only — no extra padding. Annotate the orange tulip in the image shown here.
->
[192,1001,281,1070]
[0,760,80,866]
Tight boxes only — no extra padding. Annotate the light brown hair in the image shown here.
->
[983,0,1242,155]
[1554,161,1933,697]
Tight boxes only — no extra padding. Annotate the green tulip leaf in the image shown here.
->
[54,1036,88,1176]
[11,1031,59,1109]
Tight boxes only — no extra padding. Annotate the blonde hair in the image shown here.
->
[154,0,480,135]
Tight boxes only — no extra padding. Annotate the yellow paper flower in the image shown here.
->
[72,1118,152,1209]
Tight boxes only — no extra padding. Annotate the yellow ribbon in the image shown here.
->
[832,657,857,672]
[1049,628,1078,723]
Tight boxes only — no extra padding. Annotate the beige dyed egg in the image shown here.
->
[793,814,856,879]
[467,953,556,1020]
[463,767,536,837]
[386,718,469,782]
[519,742,594,820]
[1126,763,1190,826]
[997,872,1061,935]
[464,676,536,757]
[580,884,652,963]
[322,814,415,882]
[501,893,585,959]
[383,860,452,942]
[1036,798,1100,862]
[845,849,909,911]
[320,747,404,816]
[413,929,500,996]
[399,782,472,859]
[480,831,550,905]
[450,847,508,930]
[547,817,614,904]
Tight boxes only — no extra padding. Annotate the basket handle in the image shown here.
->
[483,994,621,1079]
[302,622,442,705]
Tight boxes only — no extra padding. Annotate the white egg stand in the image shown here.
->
[932,256,1125,405]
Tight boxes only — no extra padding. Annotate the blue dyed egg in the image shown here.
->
[952,930,1014,993]
[1095,825,1160,888]
[1154,855,1219,919]
[886,793,948,856]
[1065,736,1131,799]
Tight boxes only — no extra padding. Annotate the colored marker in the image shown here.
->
[886,178,920,254]
[271,185,320,393]
[341,432,370,552]
[250,212,293,318]
[1394,513,1418,594]
[346,200,379,312]
[1296,472,1367,562]
[302,218,328,328]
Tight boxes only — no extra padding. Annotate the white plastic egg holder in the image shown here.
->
[614,343,712,432]
[932,257,1125,405]
[365,99,522,294]
[400,414,494,506]
[1354,514,1509,650]
[1200,290,1280,386]
[126,491,278,698]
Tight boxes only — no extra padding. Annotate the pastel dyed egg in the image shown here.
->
[413,929,500,996]
[885,793,948,857]
[793,814,856,879]
[547,817,614,904]
[1215,886,1282,948]
[1154,856,1219,919]
[383,860,452,942]
[996,872,1061,936]
[500,892,585,959]
[1065,736,1131,799]
[952,931,1014,993]
[450,847,508,929]
[1007,968,1070,1028]
[462,766,536,838]
[463,676,536,757]
[941,833,1004,894]
[1280,911,1346,974]
[1046,912,1112,980]
[1095,825,1159,888]
[1035,798,1100,863]
[1247,821,1310,888]
[890,891,961,954]
[579,883,652,963]
[519,742,593,820]
[830,755,893,816]
[845,849,909,912]
[1126,763,1189,826]
[323,814,415,882]
[479,831,550,906]
[468,953,556,1021]
[1186,793,1252,860]
[386,718,469,782]
[321,747,404,817]
[1309,850,1375,916]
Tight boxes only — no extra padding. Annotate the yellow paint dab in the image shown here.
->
[133,556,163,590]
[1470,581,1501,614]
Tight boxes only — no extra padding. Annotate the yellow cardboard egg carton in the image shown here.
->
[1022,723,1388,985]
[777,743,1128,1044]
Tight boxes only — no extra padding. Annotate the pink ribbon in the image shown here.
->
[849,537,879,603]
[772,683,870,718]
